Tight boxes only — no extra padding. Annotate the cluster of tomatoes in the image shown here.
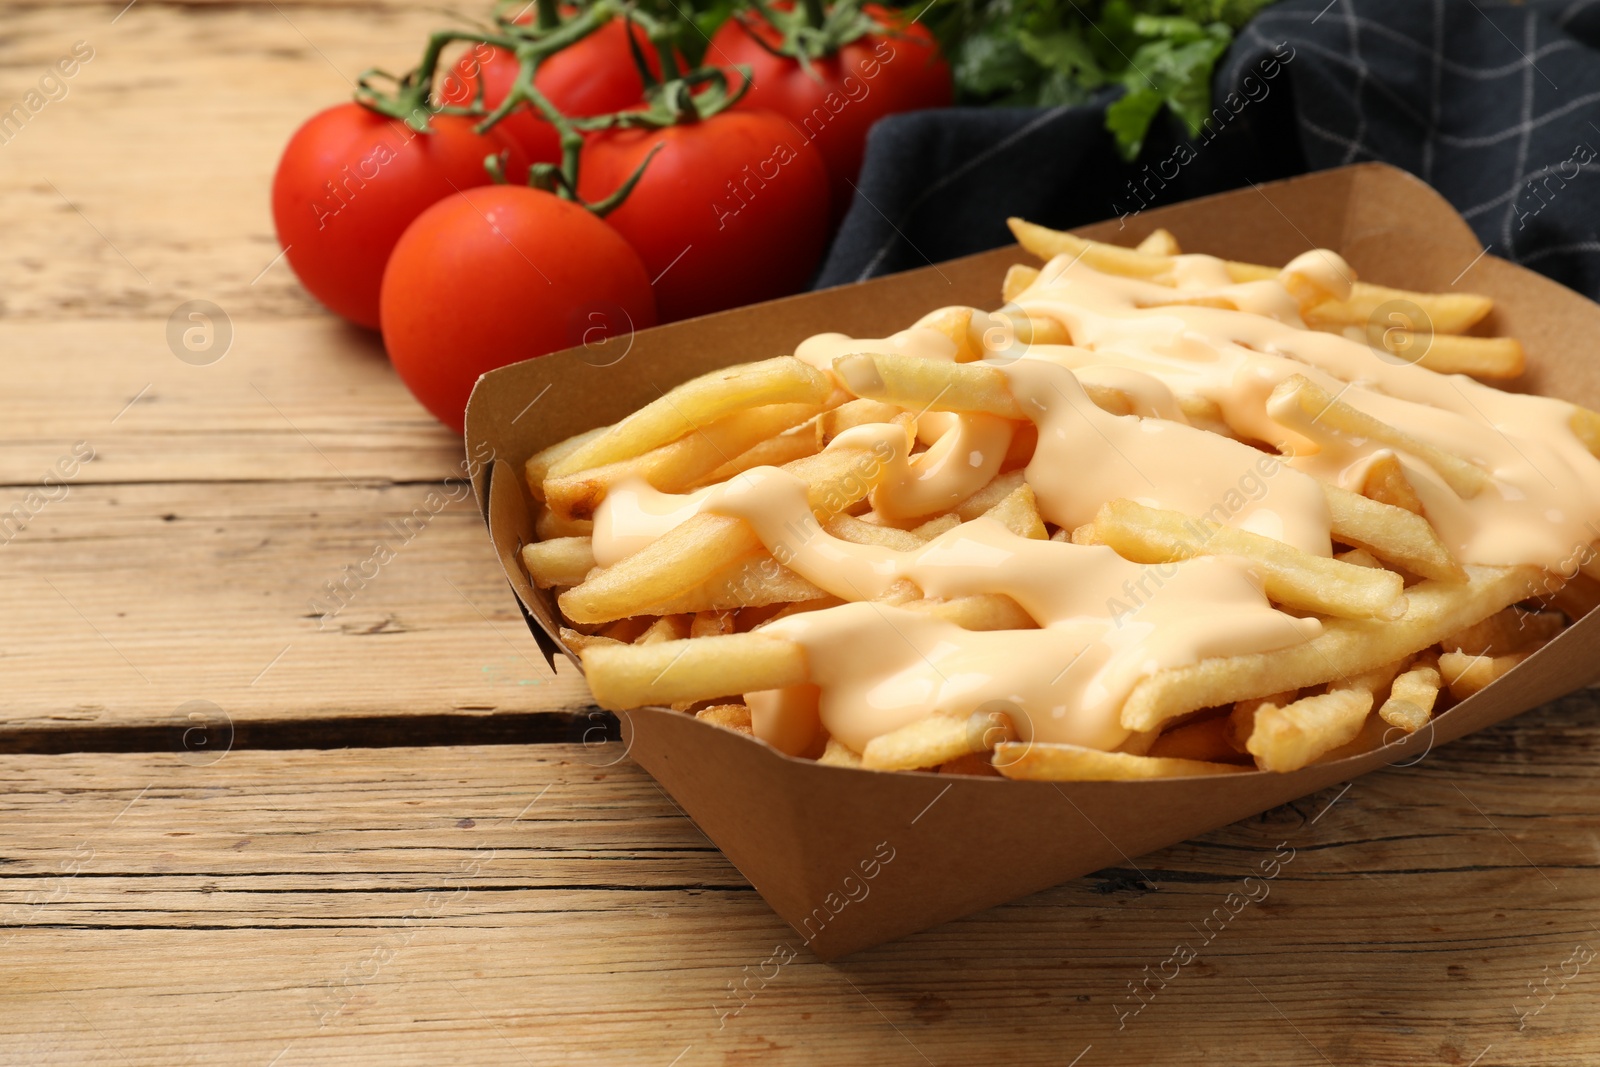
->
[270,2,950,432]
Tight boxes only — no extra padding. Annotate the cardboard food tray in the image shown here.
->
[465,163,1600,960]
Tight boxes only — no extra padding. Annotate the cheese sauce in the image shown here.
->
[590,252,1600,756]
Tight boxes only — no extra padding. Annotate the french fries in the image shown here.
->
[1079,499,1407,619]
[994,742,1251,781]
[550,357,831,477]
[1323,485,1467,583]
[862,709,1017,771]
[559,439,899,623]
[1270,375,1492,499]
[523,537,597,589]
[519,220,1593,781]
[833,351,1021,419]
[1380,654,1442,732]
[1008,219,1496,338]
[1359,452,1425,515]
[1120,565,1541,733]
[583,633,807,710]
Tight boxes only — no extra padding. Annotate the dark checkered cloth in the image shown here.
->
[818,0,1600,300]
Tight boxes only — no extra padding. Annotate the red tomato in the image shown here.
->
[272,104,528,329]
[380,186,655,433]
[577,110,831,322]
[710,5,951,216]
[438,17,672,163]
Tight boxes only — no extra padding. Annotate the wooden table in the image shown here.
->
[4,4,1598,1064]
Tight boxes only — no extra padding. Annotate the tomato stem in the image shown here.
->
[355,1,750,221]
[734,0,890,64]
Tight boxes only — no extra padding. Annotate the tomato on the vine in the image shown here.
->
[379,185,655,433]
[438,16,673,163]
[710,3,951,216]
[577,109,832,322]
[272,104,528,329]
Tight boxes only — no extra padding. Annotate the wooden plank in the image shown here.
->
[0,478,592,736]
[0,3,456,323]
[0,319,472,484]
[4,704,1600,1065]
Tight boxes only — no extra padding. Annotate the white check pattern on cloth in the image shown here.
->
[1244,0,1600,294]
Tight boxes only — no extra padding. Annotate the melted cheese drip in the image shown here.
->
[590,251,1600,756]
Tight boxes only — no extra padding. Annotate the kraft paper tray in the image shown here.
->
[466,163,1600,960]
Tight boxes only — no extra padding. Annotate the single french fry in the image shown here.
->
[983,483,1050,541]
[833,351,1022,419]
[1227,691,1298,753]
[1177,394,1237,439]
[954,470,1027,521]
[1136,228,1181,257]
[1439,647,1538,700]
[522,537,597,589]
[1315,710,1395,762]
[544,402,820,519]
[690,611,736,639]
[636,614,691,644]
[560,441,895,623]
[1356,330,1526,379]
[904,594,1037,631]
[1121,564,1541,732]
[1570,407,1600,460]
[1082,384,1135,416]
[1003,264,1041,303]
[1304,285,1494,335]
[598,617,653,643]
[1002,420,1038,468]
[1146,715,1240,763]
[558,626,622,654]
[825,513,927,552]
[1324,484,1467,583]
[874,578,922,606]
[1360,452,1425,515]
[1549,571,1600,621]
[1379,654,1441,732]
[550,357,832,477]
[862,709,1017,770]
[994,741,1251,781]
[1336,547,1384,569]
[1270,375,1491,499]
[818,398,904,445]
[1247,687,1374,772]
[970,307,1072,353]
[818,737,863,768]
[535,506,593,540]
[1086,498,1407,619]
[525,426,607,500]
[911,513,961,540]
[754,595,847,628]
[1443,607,1565,657]
[1008,219,1171,279]
[913,306,982,362]
[639,553,828,616]
[694,423,822,487]
[581,632,807,710]
[695,704,753,733]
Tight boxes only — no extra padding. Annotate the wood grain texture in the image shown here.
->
[0,3,456,323]
[5,3,1600,1064]
[5,708,1600,1067]
[0,7,593,734]
[0,476,591,735]
[0,319,464,484]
